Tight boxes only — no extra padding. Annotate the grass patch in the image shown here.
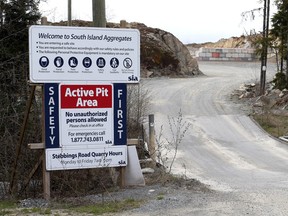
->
[0,200,16,209]
[157,195,164,200]
[0,200,51,215]
[20,207,52,215]
[0,198,143,216]
[252,113,288,137]
[0,200,17,216]
[71,198,143,215]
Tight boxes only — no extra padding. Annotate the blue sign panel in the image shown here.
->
[113,83,127,145]
[44,83,60,148]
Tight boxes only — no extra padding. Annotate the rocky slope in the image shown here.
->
[187,34,260,49]
[127,22,201,77]
[53,20,202,78]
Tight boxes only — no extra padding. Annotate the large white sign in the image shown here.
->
[44,83,128,171]
[29,25,140,83]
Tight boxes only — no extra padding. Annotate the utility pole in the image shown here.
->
[0,1,3,28]
[260,0,270,95]
[0,6,2,28]
[68,0,72,26]
[286,34,288,80]
[92,0,106,27]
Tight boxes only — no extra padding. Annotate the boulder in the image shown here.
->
[107,22,203,77]
[128,23,202,77]
[55,20,202,78]
[279,89,288,98]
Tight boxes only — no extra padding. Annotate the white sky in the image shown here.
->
[39,0,277,44]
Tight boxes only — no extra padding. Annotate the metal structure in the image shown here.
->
[68,0,72,26]
[260,0,270,95]
[92,0,106,27]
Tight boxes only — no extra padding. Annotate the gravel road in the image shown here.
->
[112,61,288,216]
[17,61,288,216]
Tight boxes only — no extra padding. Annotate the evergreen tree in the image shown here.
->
[0,0,40,188]
[271,0,288,88]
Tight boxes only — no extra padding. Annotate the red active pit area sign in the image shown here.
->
[60,84,113,147]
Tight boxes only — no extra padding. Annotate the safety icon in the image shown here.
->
[123,58,132,69]
[54,56,64,68]
[39,56,49,68]
[82,57,92,68]
[110,57,119,68]
[68,57,78,68]
[96,57,106,68]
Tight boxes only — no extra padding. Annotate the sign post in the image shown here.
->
[29,25,140,197]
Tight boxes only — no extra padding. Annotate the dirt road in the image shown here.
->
[125,61,288,215]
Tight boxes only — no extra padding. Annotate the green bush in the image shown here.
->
[273,72,288,90]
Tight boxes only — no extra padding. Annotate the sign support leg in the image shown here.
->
[42,85,50,200]
[119,167,126,188]
[42,152,50,200]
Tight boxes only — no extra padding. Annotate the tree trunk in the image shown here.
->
[286,36,288,81]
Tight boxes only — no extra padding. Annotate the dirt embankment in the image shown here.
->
[187,34,260,49]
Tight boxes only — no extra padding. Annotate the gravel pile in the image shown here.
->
[19,198,49,208]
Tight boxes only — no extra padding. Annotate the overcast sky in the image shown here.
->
[39,0,276,44]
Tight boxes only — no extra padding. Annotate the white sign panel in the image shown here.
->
[29,25,140,83]
[46,146,127,171]
[44,83,128,171]
[59,84,113,147]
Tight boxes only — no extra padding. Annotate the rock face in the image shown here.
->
[131,23,202,77]
[107,22,202,77]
